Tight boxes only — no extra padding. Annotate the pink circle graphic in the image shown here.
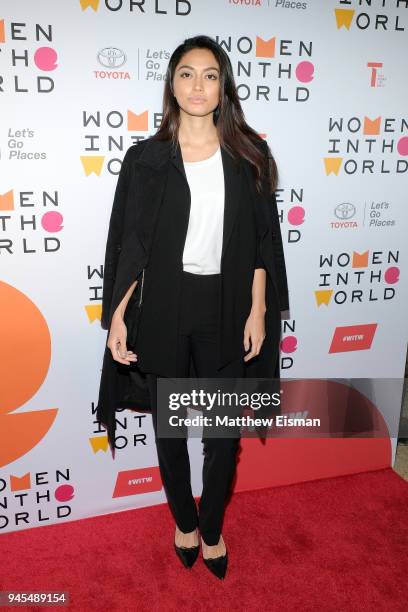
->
[42,211,63,232]
[397,137,408,156]
[287,206,305,226]
[281,335,298,354]
[296,61,314,83]
[384,266,400,284]
[34,47,58,71]
[55,484,75,502]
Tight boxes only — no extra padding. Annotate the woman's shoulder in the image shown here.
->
[123,137,152,161]
[256,137,270,157]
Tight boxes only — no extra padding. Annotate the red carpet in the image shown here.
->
[1,467,407,611]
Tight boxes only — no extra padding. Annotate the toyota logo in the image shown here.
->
[334,202,356,219]
[97,47,126,68]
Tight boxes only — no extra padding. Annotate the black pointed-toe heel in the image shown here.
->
[202,550,228,580]
[174,542,200,569]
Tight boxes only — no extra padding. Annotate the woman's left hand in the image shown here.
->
[243,308,266,362]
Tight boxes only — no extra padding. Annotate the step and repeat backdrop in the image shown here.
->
[1,1,407,533]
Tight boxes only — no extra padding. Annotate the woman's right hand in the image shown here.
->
[107,314,138,365]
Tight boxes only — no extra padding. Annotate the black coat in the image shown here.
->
[96,136,290,453]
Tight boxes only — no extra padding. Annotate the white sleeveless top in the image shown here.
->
[182,146,225,274]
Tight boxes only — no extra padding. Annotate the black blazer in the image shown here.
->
[101,136,289,329]
[96,136,290,451]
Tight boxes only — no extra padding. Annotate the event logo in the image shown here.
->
[329,323,377,353]
[95,46,130,80]
[315,248,400,306]
[323,115,408,176]
[95,46,170,81]
[280,319,298,371]
[334,2,407,32]
[91,407,150,452]
[80,109,155,176]
[336,202,356,217]
[0,470,75,530]
[330,200,397,229]
[215,34,314,102]
[0,19,58,94]
[0,282,58,469]
[331,201,358,229]
[113,467,162,498]
[79,0,192,15]
[367,61,385,87]
[98,47,126,68]
[0,189,64,254]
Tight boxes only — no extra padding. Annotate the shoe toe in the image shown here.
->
[174,543,200,569]
[203,551,228,579]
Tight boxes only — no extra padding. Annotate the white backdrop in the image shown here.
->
[1,0,407,534]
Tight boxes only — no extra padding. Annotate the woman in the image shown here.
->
[96,34,289,580]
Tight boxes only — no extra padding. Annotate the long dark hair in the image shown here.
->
[153,34,278,194]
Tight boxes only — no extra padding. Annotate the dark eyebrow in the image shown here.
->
[176,64,220,73]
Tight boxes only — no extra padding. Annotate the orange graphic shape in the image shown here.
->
[127,110,148,131]
[352,250,369,268]
[364,116,381,135]
[256,36,275,58]
[0,282,51,411]
[0,410,58,468]
[0,190,14,210]
[0,281,56,467]
[10,473,31,491]
[0,19,5,43]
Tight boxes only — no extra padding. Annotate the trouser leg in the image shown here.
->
[194,351,244,545]
[198,434,241,545]
[146,333,198,533]
[187,273,245,545]
[146,270,244,542]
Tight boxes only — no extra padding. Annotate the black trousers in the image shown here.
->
[146,270,245,546]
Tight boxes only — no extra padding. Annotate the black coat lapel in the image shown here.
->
[131,140,171,256]
[140,137,242,263]
[219,145,242,261]
[169,140,243,261]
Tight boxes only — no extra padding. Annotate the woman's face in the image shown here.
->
[172,47,220,118]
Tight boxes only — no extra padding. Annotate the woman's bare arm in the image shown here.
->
[243,268,267,362]
[250,268,266,315]
[107,280,138,365]
[112,280,137,321]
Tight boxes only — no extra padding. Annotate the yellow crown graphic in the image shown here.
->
[335,9,355,29]
[80,156,104,176]
[315,290,333,306]
[80,0,99,11]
